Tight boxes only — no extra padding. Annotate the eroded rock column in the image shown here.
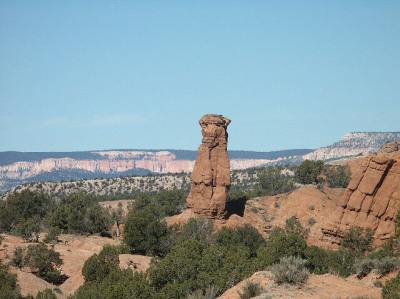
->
[186,114,231,219]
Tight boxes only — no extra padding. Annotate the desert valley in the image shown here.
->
[1,114,400,299]
[2,2,399,298]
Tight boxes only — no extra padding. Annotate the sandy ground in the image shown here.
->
[219,271,382,299]
[0,234,118,298]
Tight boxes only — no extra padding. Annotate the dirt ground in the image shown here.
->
[0,234,118,298]
[219,271,382,299]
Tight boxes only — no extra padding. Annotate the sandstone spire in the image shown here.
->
[186,114,231,218]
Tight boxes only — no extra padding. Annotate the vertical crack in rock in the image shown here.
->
[186,114,231,219]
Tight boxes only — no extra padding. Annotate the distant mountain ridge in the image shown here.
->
[304,132,400,161]
[0,149,311,166]
[0,148,311,193]
[2,131,399,194]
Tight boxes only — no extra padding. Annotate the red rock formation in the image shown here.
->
[322,143,400,245]
[186,114,231,219]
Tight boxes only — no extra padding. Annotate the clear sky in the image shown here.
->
[1,1,399,152]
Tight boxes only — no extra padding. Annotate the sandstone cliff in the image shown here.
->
[0,150,303,193]
[322,142,400,245]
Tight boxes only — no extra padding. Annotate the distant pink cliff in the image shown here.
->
[0,150,280,182]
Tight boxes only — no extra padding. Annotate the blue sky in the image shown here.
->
[1,1,399,152]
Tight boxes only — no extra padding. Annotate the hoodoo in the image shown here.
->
[186,114,231,219]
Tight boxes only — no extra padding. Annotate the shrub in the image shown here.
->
[308,217,316,226]
[355,258,375,278]
[324,165,351,188]
[270,256,309,285]
[48,193,111,234]
[197,244,254,293]
[149,239,206,297]
[72,269,154,299]
[257,167,295,196]
[186,286,218,299]
[12,247,24,269]
[382,273,400,299]
[367,241,395,260]
[284,216,309,238]
[13,217,41,242]
[257,219,308,268]
[341,227,373,255]
[23,244,64,284]
[375,257,400,276]
[44,227,60,244]
[177,218,214,244]
[305,246,355,277]
[111,202,125,234]
[239,282,264,299]
[0,263,22,299]
[35,289,57,299]
[305,246,331,274]
[82,245,120,282]
[149,239,254,298]
[0,191,53,234]
[396,210,400,237]
[124,205,172,257]
[133,189,187,217]
[295,160,324,185]
[327,249,356,277]
[214,225,265,257]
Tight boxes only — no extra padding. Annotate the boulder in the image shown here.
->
[118,254,152,272]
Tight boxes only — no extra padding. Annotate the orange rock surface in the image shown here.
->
[186,114,231,219]
[240,186,344,248]
[322,144,400,245]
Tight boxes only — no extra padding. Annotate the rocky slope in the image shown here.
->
[304,132,400,161]
[0,149,309,193]
[232,185,345,248]
[242,144,400,248]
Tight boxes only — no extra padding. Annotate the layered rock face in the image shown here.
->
[186,114,231,219]
[0,152,290,193]
[322,142,400,245]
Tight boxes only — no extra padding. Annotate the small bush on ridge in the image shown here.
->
[270,256,309,285]
[382,273,400,299]
[35,289,57,299]
[341,227,373,255]
[239,282,264,299]
[295,160,324,185]
[82,245,120,282]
